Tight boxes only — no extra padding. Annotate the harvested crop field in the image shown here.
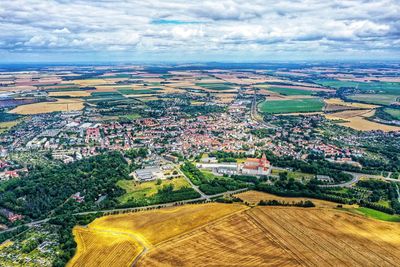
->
[139,205,400,266]
[324,98,378,109]
[9,98,84,114]
[89,203,247,245]
[235,190,355,208]
[48,91,91,97]
[69,198,400,267]
[68,227,142,267]
[325,109,400,131]
[324,98,378,112]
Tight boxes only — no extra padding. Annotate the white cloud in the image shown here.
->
[53,27,71,34]
[0,0,398,60]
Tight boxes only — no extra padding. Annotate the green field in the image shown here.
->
[85,91,125,102]
[383,108,400,120]
[316,80,400,94]
[258,98,324,114]
[117,177,190,204]
[0,120,21,134]
[120,113,142,120]
[267,87,315,96]
[195,82,234,90]
[355,207,400,222]
[347,94,399,105]
[118,88,162,95]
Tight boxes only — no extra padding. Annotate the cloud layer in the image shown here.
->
[1,0,399,61]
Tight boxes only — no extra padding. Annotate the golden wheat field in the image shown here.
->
[69,195,400,267]
[235,190,356,208]
[89,203,247,245]
[325,109,400,131]
[324,98,379,109]
[68,203,247,266]
[67,227,142,267]
[9,98,84,114]
[139,207,400,266]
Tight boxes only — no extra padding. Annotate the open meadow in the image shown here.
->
[116,177,190,204]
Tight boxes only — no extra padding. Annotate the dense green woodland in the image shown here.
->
[0,152,129,220]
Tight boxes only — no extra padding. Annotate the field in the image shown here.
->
[139,201,400,266]
[195,82,235,91]
[258,98,324,114]
[316,80,400,94]
[118,88,162,95]
[9,98,84,114]
[116,177,190,203]
[325,109,400,131]
[347,94,399,105]
[324,98,378,112]
[48,91,91,97]
[119,113,141,120]
[266,87,315,96]
[235,190,355,208]
[354,207,400,222]
[0,120,21,133]
[68,227,142,267]
[69,189,400,267]
[69,203,247,266]
[384,108,400,120]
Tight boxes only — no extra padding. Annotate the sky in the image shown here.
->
[0,0,399,63]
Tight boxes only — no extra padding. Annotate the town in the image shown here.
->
[0,63,399,266]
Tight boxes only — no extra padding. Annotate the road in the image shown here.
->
[177,167,208,199]
[320,171,400,188]
[395,183,400,202]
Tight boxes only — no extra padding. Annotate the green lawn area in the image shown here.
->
[271,169,315,180]
[384,108,400,120]
[258,98,324,114]
[355,207,400,222]
[347,94,399,105]
[267,87,315,96]
[195,82,234,90]
[200,170,219,181]
[116,177,190,204]
[377,199,391,208]
[118,88,162,95]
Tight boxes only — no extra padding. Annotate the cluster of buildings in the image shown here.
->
[197,153,271,176]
